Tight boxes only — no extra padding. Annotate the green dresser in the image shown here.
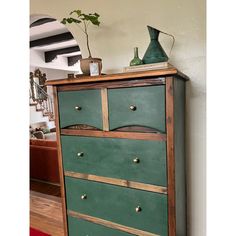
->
[48,68,188,236]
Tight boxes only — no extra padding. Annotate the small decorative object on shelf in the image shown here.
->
[142,25,175,64]
[61,9,102,76]
[89,61,101,76]
[68,73,75,79]
[124,61,169,73]
[129,47,143,66]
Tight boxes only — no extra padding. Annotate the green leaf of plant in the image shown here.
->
[88,15,100,26]
[67,18,73,23]
[61,10,100,27]
[70,9,81,17]
[62,17,82,24]
[72,18,82,24]
[61,18,67,24]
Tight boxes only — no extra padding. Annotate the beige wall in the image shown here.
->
[30,0,206,235]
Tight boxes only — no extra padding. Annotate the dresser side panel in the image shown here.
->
[174,78,187,236]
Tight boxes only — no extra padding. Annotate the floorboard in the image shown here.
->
[30,191,64,236]
[30,179,61,197]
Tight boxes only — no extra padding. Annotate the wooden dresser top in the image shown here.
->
[46,65,189,86]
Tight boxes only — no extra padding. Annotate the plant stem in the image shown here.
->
[83,21,92,58]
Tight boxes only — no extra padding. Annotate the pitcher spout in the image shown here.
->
[147,25,161,40]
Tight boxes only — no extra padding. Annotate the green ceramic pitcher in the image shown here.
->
[142,25,175,64]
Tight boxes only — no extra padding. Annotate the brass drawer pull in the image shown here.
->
[75,106,82,111]
[133,158,140,163]
[77,152,84,158]
[135,206,142,212]
[129,105,137,111]
[81,194,87,200]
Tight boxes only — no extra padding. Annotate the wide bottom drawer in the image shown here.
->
[68,216,133,236]
[65,177,168,235]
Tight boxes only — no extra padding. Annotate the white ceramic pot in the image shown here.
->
[80,57,102,75]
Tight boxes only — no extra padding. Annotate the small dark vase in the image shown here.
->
[130,47,143,66]
[142,25,169,64]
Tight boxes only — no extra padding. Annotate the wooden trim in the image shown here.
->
[30,145,57,151]
[52,87,68,236]
[64,124,101,130]
[113,126,161,133]
[30,139,57,147]
[60,129,167,141]
[176,69,190,81]
[101,88,109,131]
[166,77,176,236]
[68,210,160,236]
[30,178,61,187]
[46,66,189,86]
[65,171,167,194]
[63,124,160,133]
[57,78,165,91]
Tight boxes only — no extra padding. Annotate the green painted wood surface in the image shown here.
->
[65,177,168,235]
[61,136,167,187]
[68,216,133,236]
[174,78,187,235]
[108,85,166,132]
[58,90,102,129]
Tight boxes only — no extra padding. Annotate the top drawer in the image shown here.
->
[58,90,103,129]
[108,85,166,132]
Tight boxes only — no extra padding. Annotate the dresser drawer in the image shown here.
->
[65,177,168,235]
[68,216,133,236]
[108,85,166,132]
[61,136,167,187]
[58,90,102,129]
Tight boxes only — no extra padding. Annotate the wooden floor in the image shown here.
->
[30,179,61,197]
[30,180,64,236]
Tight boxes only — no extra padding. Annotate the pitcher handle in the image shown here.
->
[160,31,175,59]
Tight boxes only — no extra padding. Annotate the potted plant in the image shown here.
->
[61,10,102,75]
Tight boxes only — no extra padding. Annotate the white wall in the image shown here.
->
[30,49,82,73]
[30,1,206,235]
[30,66,69,81]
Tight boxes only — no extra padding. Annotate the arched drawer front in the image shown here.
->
[58,90,103,129]
[68,216,133,236]
[65,177,168,236]
[108,85,166,132]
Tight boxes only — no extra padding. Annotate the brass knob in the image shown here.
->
[75,106,82,111]
[135,206,142,212]
[81,194,87,200]
[129,105,137,111]
[133,158,140,163]
[77,152,84,157]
